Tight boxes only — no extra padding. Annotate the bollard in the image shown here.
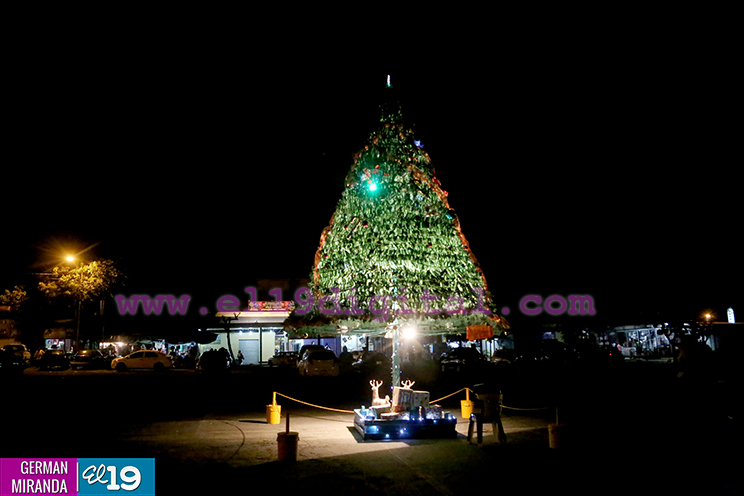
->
[548,407,564,449]
[277,432,299,461]
[460,388,473,419]
[266,392,281,424]
[277,413,298,462]
[548,423,565,449]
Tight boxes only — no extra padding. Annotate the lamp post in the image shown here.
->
[391,324,417,390]
[392,325,400,389]
[65,255,82,352]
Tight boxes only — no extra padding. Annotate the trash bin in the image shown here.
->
[478,393,503,418]
[277,432,299,462]
[467,383,506,445]
[548,423,565,449]
[472,383,503,419]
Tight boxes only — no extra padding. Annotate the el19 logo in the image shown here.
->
[78,459,154,496]
[82,464,139,491]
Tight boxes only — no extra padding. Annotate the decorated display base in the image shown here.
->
[354,384,457,440]
[353,406,457,440]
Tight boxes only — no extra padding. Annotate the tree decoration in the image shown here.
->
[289,77,507,338]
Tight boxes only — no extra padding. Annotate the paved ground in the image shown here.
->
[3,361,742,495]
[111,405,550,467]
[87,403,743,495]
[109,406,554,494]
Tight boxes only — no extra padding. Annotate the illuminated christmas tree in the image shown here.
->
[286,77,506,383]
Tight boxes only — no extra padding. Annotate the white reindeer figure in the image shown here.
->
[370,380,390,406]
[401,379,415,389]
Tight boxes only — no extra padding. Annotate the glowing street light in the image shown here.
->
[63,254,83,351]
[402,325,417,340]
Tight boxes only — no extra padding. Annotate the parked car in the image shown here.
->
[593,345,626,364]
[298,344,327,358]
[297,349,339,377]
[0,346,26,372]
[440,347,486,373]
[511,341,576,370]
[111,351,172,372]
[268,351,299,367]
[1,344,31,366]
[196,349,230,373]
[71,350,110,370]
[37,349,70,371]
[491,349,516,366]
[351,351,391,378]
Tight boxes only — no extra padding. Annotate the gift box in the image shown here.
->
[424,405,443,419]
[370,404,391,417]
[392,387,430,413]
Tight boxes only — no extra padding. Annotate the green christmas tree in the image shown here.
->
[287,77,506,339]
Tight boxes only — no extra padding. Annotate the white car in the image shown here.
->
[111,351,172,372]
[297,349,339,377]
[2,344,31,365]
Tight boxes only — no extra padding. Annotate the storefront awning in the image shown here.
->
[43,328,72,340]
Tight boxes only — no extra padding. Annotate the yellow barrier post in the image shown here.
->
[460,388,474,419]
[266,391,281,424]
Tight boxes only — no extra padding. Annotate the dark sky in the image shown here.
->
[3,42,740,330]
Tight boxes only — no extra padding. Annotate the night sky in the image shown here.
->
[3,43,740,332]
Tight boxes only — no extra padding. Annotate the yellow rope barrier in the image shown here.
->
[272,389,551,415]
[430,388,551,411]
[430,387,471,404]
[502,405,551,411]
[274,392,355,414]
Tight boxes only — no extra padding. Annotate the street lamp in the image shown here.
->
[64,255,82,352]
[402,325,417,340]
